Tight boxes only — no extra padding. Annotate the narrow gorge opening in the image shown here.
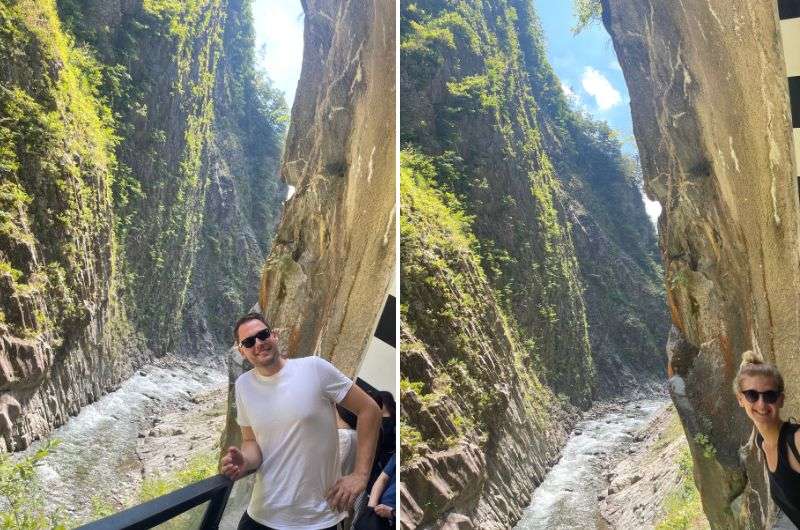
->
[513,5,673,527]
[399,1,678,528]
[399,0,800,529]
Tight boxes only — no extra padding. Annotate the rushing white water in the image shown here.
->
[515,399,666,530]
[17,361,226,519]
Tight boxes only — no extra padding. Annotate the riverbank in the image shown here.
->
[15,355,227,523]
[600,403,708,529]
[514,398,667,529]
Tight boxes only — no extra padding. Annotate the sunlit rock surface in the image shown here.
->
[257,0,396,375]
[602,0,800,527]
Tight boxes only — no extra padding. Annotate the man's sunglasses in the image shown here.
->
[741,389,781,404]
[239,328,271,348]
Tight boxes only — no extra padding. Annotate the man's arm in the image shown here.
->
[367,471,389,508]
[325,384,381,510]
[221,426,262,480]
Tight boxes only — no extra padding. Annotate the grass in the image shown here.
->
[0,440,71,530]
[138,450,218,502]
[653,409,710,530]
[654,447,709,529]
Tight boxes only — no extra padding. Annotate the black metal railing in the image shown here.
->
[76,474,235,530]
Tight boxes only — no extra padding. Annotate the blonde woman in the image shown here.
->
[734,351,800,526]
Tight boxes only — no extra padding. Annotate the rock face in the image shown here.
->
[601,0,800,527]
[259,0,396,373]
[400,166,570,528]
[399,0,666,527]
[179,0,286,357]
[0,0,285,452]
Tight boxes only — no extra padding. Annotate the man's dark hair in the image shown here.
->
[233,312,269,344]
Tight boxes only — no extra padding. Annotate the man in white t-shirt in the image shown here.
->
[221,312,381,530]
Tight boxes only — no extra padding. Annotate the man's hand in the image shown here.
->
[221,446,247,481]
[374,504,393,518]
[325,472,368,511]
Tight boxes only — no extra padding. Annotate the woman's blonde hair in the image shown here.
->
[732,350,785,395]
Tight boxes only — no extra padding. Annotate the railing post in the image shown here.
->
[198,476,234,529]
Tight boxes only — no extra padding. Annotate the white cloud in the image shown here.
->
[252,0,305,107]
[609,60,622,71]
[581,67,622,111]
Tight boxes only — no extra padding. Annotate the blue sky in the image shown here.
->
[251,0,304,108]
[532,1,633,150]
[532,1,661,223]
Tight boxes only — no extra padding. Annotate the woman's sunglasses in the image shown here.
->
[239,328,271,348]
[741,389,781,404]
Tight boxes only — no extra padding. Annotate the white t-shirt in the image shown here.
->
[337,428,358,476]
[235,356,353,529]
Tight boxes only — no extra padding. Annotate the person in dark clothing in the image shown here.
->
[377,391,396,468]
[734,350,800,527]
[354,454,396,530]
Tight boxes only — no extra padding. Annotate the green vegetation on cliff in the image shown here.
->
[400,0,666,525]
[401,0,596,407]
[0,0,117,346]
[1,0,285,352]
[401,148,562,525]
[1,0,286,451]
[187,0,287,349]
[53,0,287,353]
[400,149,493,456]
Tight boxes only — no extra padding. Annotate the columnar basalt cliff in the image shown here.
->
[0,0,285,452]
[601,1,800,527]
[400,154,570,529]
[399,0,667,528]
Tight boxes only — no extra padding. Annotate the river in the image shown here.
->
[515,399,667,530]
[16,358,226,522]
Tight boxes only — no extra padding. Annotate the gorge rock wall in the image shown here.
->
[258,0,396,374]
[399,0,666,527]
[601,0,800,527]
[0,0,285,452]
[400,154,570,529]
[180,0,287,357]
